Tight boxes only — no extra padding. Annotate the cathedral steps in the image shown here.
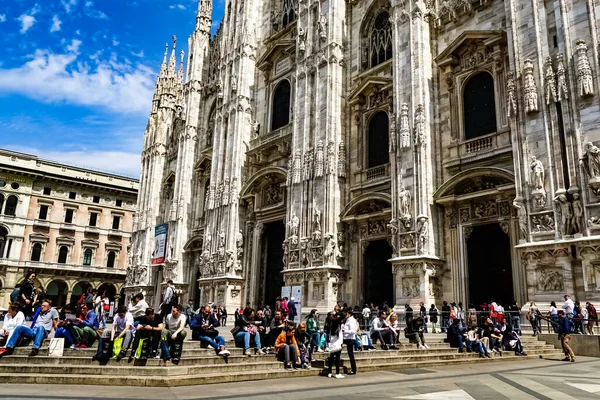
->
[0,336,562,386]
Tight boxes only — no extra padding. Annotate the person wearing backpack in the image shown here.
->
[557,310,575,362]
[586,302,598,335]
[160,280,177,322]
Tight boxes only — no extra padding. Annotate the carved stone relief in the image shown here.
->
[506,71,517,118]
[530,156,546,208]
[523,59,539,113]
[264,183,283,205]
[338,141,346,178]
[399,102,410,149]
[315,140,324,178]
[580,142,600,196]
[575,40,594,98]
[402,277,420,298]
[556,53,568,101]
[537,268,564,292]
[544,56,557,105]
[414,104,425,146]
[531,213,555,232]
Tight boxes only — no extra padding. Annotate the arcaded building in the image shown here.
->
[0,149,138,307]
[128,0,600,312]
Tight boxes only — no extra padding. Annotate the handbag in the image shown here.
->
[230,326,241,336]
[135,337,147,359]
[329,334,343,353]
[112,337,124,358]
[360,333,370,347]
[103,304,110,312]
[48,338,64,357]
[247,324,258,335]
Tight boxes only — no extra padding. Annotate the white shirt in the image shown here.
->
[371,317,389,334]
[362,307,371,319]
[342,316,359,340]
[165,313,187,334]
[128,299,149,318]
[113,312,134,334]
[3,311,25,345]
[549,306,558,316]
[563,299,574,315]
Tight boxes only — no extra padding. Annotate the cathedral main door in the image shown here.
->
[363,240,394,308]
[466,223,514,307]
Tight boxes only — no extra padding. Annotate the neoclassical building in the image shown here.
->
[0,149,138,307]
[128,0,600,311]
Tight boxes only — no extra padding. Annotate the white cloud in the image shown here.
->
[3,146,141,178]
[66,39,82,53]
[132,50,144,58]
[0,14,6,23]
[51,15,62,32]
[84,1,108,19]
[18,14,36,34]
[0,45,156,115]
[112,39,120,46]
[169,4,187,9]
[62,0,77,13]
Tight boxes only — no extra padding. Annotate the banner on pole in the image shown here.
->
[152,224,168,265]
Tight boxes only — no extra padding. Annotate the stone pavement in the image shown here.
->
[1,357,599,399]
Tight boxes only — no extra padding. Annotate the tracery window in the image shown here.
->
[368,111,390,168]
[368,12,392,69]
[282,0,297,28]
[271,80,291,131]
[463,72,497,140]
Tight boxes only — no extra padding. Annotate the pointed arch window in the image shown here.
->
[206,104,216,148]
[0,194,4,214]
[58,246,69,264]
[31,243,42,262]
[463,72,497,140]
[282,0,297,28]
[4,195,17,216]
[107,251,116,268]
[368,111,390,168]
[271,80,291,131]
[0,227,7,259]
[368,12,392,69]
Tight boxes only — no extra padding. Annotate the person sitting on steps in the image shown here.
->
[101,305,134,362]
[71,302,99,349]
[190,305,230,357]
[234,308,265,356]
[447,318,466,353]
[370,311,397,350]
[0,299,59,358]
[465,325,491,358]
[405,316,429,349]
[162,304,187,365]
[128,307,163,362]
[274,323,301,370]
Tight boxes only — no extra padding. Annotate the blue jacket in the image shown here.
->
[190,313,220,335]
[78,310,99,330]
[557,316,571,335]
[30,307,42,329]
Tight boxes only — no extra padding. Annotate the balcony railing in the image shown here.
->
[444,130,512,170]
[60,223,76,231]
[108,229,123,237]
[365,164,389,181]
[465,136,493,153]
[85,226,100,234]
[33,219,50,227]
[249,123,292,150]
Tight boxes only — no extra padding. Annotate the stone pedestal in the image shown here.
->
[390,255,445,308]
[198,276,244,308]
[283,267,347,315]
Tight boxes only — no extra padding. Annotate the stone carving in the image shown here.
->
[580,142,600,196]
[282,242,288,265]
[298,27,306,53]
[215,182,223,208]
[400,233,415,249]
[538,269,564,292]
[523,59,539,113]
[303,147,314,181]
[163,263,177,282]
[530,156,546,207]
[437,0,471,22]
[312,208,322,241]
[416,215,428,255]
[531,214,555,232]
[327,141,336,175]
[399,102,410,149]
[264,183,282,205]
[230,177,239,205]
[286,158,293,186]
[544,56,557,105]
[293,149,302,184]
[556,53,568,101]
[288,214,299,247]
[236,230,244,270]
[506,71,517,118]
[323,233,338,264]
[218,230,225,257]
[226,250,235,274]
[389,113,396,153]
[473,201,497,218]
[318,14,327,41]
[300,237,310,266]
[398,185,412,218]
[231,75,237,92]
[575,40,594,97]
[500,221,509,235]
[402,277,420,298]
[513,198,528,240]
[554,191,573,236]
[222,177,230,206]
[414,104,425,146]
[572,193,583,234]
[588,215,600,229]
[338,141,346,178]
[315,140,324,178]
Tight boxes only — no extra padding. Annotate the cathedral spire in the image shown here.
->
[178,50,185,83]
[159,43,169,76]
[168,35,177,76]
[196,0,212,34]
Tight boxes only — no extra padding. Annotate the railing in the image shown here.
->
[85,226,100,233]
[365,164,389,181]
[249,124,292,150]
[465,136,493,153]
[33,219,50,227]
[60,223,75,231]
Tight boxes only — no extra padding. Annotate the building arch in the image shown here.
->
[57,245,69,264]
[97,282,117,301]
[3,195,18,216]
[240,167,288,198]
[360,2,393,70]
[45,279,69,308]
[433,167,515,200]
[0,226,7,259]
[462,71,497,140]
[340,192,392,219]
[71,281,93,304]
[31,243,43,262]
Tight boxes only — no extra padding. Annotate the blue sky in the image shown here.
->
[0,0,224,178]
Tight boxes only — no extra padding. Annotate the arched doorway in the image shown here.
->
[46,280,68,308]
[466,223,513,307]
[97,282,117,301]
[262,221,285,308]
[363,240,394,308]
[71,281,92,304]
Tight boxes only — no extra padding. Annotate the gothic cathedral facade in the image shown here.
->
[127,0,600,311]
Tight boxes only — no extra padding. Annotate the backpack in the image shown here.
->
[10,288,20,304]
[169,289,179,306]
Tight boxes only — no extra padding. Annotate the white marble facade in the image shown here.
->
[127,0,600,312]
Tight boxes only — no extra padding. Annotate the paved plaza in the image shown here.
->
[1,357,599,399]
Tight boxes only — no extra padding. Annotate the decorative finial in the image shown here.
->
[180,50,185,64]
[172,35,177,49]
[163,43,169,64]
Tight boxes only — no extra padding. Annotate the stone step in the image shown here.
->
[0,351,563,387]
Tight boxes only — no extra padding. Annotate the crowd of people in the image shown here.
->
[1,271,598,371]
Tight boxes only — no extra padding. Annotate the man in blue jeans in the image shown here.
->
[190,305,230,357]
[0,300,59,357]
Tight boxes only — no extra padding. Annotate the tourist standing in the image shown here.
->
[160,280,176,322]
[528,301,541,336]
[325,309,344,379]
[557,310,575,362]
[586,302,597,335]
[342,308,358,375]
[441,301,451,332]
[563,295,575,318]
[428,304,439,333]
